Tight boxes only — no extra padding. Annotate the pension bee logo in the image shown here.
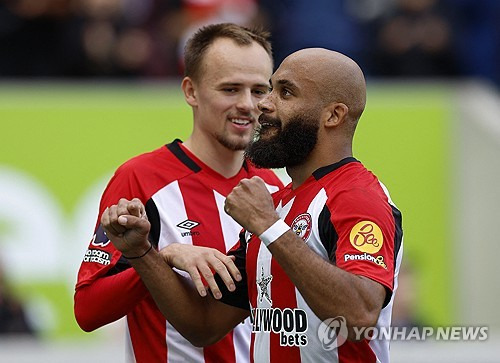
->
[349,221,383,254]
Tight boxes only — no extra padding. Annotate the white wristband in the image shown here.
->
[259,219,290,247]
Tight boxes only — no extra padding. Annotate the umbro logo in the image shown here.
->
[176,219,200,230]
[177,220,201,237]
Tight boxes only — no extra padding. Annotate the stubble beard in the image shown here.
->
[215,119,256,151]
[215,131,252,151]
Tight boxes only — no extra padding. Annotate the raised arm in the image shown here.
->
[224,177,387,340]
[101,198,249,346]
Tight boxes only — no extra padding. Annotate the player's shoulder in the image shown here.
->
[317,158,373,187]
[318,159,388,206]
[116,146,164,172]
[101,143,196,206]
[115,143,192,180]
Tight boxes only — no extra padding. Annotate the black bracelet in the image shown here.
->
[122,243,153,260]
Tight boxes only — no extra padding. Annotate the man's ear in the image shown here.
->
[181,77,198,107]
[322,102,348,128]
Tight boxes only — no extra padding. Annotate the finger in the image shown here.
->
[116,198,132,218]
[199,265,222,299]
[238,178,250,186]
[128,198,145,218]
[101,208,113,236]
[108,205,126,236]
[238,179,249,189]
[214,251,241,282]
[186,267,207,297]
[208,255,236,292]
[248,176,265,189]
[101,207,109,224]
[224,200,230,214]
[116,215,150,236]
[251,176,264,184]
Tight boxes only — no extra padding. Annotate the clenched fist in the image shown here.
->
[101,198,151,258]
[224,176,279,235]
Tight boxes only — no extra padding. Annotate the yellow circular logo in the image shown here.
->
[349,221,383,254]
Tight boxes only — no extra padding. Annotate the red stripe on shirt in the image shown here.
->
[128,296,168,362]
[338,340,376,363]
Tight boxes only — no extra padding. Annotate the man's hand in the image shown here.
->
[224,176,279,235]
[101,198,151,257]
[160,244,242,299]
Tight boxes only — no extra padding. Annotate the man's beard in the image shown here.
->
[216,133,249,151]
[245,114,319,168]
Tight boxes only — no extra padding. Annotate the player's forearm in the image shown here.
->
[268,231,385,337]
[100,201,245,345]
[74,268,148,332]
[126,248,236,346]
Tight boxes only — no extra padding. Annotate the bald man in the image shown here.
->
[102,48,403,363]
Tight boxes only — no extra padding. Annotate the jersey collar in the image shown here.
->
[312,157,359,180]
[166,139,249,175]
[166,139,202,172]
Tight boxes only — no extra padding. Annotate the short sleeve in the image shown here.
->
[329,186,401,307]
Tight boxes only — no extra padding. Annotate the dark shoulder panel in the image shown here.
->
[318,204,339,263]
[166,139,201,173]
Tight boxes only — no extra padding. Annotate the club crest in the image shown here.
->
[291,213,312,241]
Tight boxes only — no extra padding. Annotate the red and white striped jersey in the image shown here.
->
[75,139,283,363]
[222,157,403,363]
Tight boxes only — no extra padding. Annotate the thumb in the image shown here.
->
[118,215,150,235]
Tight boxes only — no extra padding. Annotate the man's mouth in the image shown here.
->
[260,121,274,128]
[229,116,255,128]
[258,115,281,129]
[230,118,252,126]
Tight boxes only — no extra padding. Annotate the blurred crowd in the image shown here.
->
[0,0,499,86]
[0,262,35,337]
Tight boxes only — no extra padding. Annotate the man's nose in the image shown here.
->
[236,90,254,112]
[257,96,274,113]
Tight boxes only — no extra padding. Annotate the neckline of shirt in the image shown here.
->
[167,139,249,181]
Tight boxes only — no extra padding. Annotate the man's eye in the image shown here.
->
[253,89,268,96]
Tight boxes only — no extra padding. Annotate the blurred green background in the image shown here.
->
[0,82,452,340]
